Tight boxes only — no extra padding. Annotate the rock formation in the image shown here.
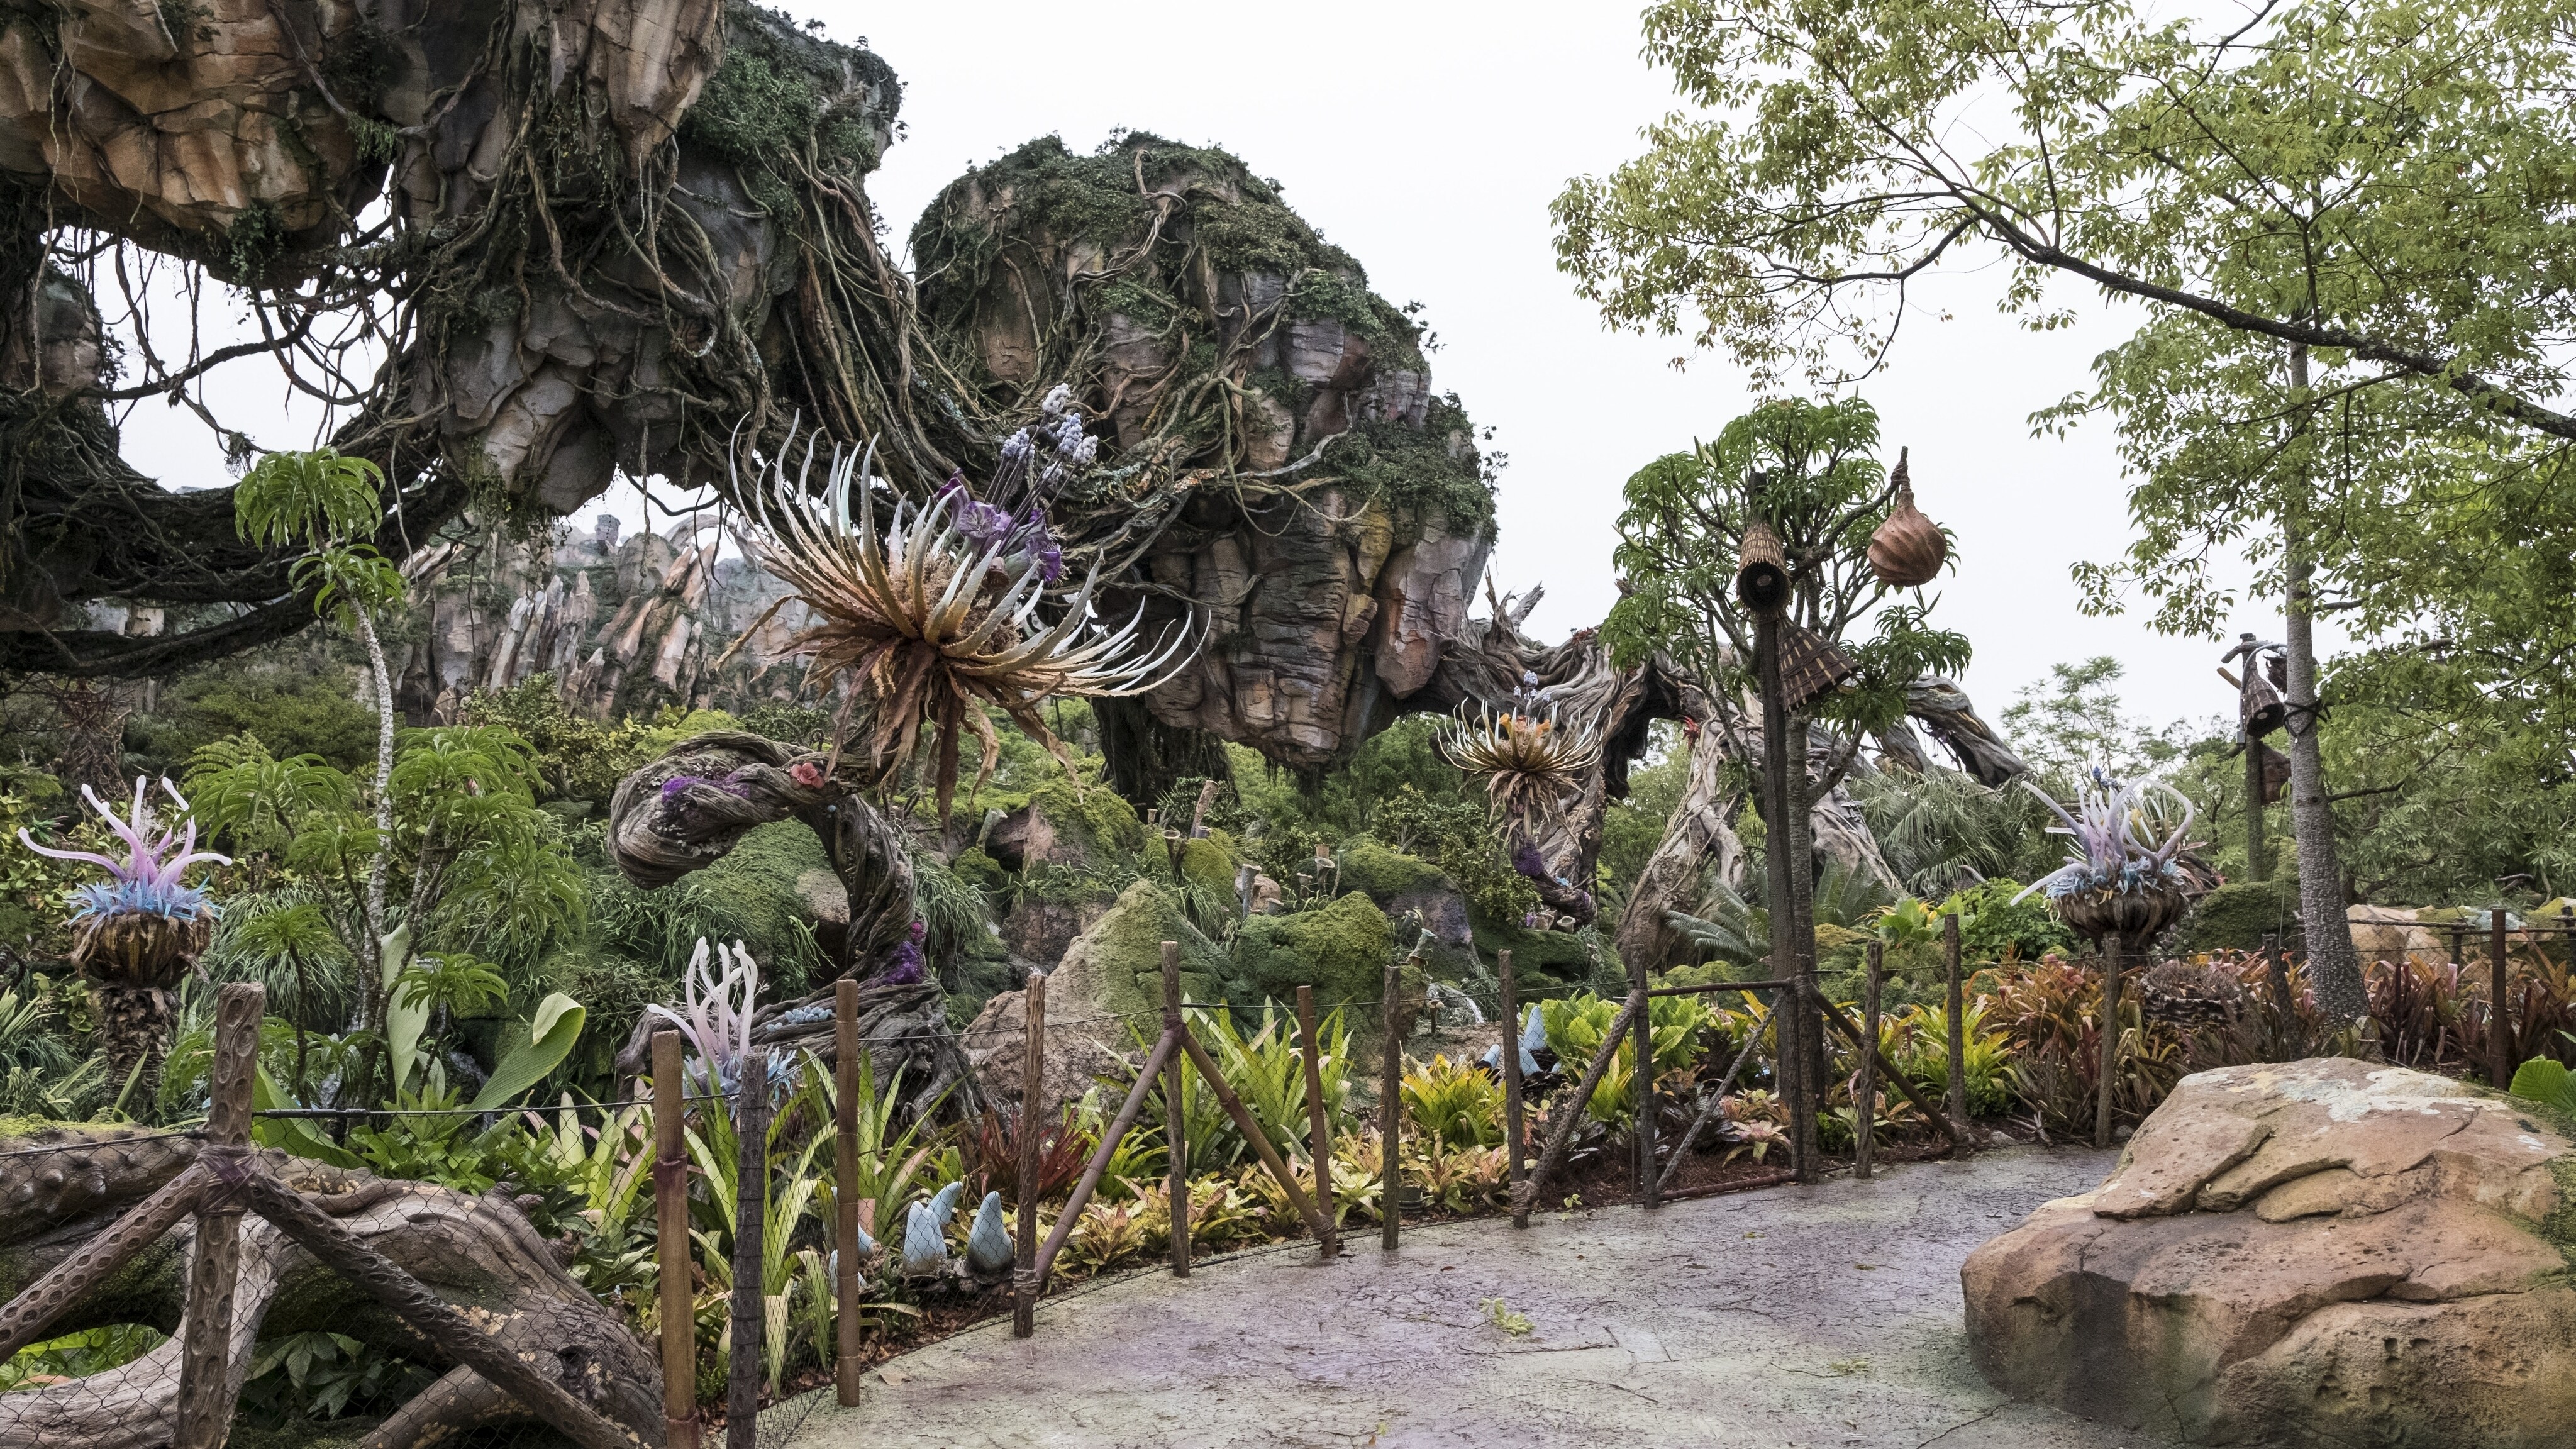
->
[1962,1058,2576,1446]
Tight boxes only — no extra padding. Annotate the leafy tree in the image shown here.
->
[235,448,404,965]
[2001,659,2200,785]
[1548,0,2576,1019]
[1602,396,1970,838]
[187,724,582,1103]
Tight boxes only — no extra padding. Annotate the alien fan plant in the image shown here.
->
[2011,770,2204,943]
[17,777,231,1113]
[731,387,1200,816]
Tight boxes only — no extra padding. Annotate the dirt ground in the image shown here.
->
[784,1145,2172,1449]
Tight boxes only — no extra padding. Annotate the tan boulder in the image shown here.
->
[1962,1057,2576,1446]
[962,985,1132,1124]
[2348,904,2445,961]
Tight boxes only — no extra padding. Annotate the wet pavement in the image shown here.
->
[787,1146,2172,1449]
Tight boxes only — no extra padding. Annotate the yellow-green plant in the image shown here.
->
[1401,1053,1502,1148]
[1893,999,2012,1116]
[1191,1002,1358,1157]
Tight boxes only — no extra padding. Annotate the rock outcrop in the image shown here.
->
[1962,1058,2576,1446]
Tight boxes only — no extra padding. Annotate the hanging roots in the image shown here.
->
[1438,702,1604,832]
[730,414,1201,818]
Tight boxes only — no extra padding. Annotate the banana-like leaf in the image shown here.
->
[468,991,585,1111]
[251,1063,364,1168]
[381,926,428,1099]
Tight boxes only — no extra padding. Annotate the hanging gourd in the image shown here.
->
[1867,447,1946,588]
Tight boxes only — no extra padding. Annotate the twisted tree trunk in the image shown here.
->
[0,1129,661,1449]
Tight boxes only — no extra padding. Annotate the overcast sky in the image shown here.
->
[125,0,2341,740]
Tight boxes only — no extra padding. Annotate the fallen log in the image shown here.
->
[0,1129,662,1449]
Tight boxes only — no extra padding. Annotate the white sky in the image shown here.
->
[121,0,2347,738]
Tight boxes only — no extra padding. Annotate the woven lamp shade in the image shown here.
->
[1779,621,1855,712]
[1735,521,1790,611]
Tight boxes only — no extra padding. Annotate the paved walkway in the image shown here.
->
[789,1148,2167,1449]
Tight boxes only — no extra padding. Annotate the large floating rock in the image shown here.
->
[1962,1058,2576,1446]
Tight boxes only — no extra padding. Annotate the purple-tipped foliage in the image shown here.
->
[17,776,228,922]
[2012,768,2198,904]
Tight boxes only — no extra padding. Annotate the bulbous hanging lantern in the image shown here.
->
[1867,447,1947,588]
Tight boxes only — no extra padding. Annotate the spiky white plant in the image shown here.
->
[2012,769,2199,904]
[1438,702,1604,829]
[730,396,1199,815]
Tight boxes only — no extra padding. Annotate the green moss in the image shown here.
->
[2187,879,2302,953]
[1468,910,1606,986]
[950,846,1008,896]
[1324,396,1492,526]
[1334,836,1448,902]
[1057,880,1231,1019]
[1030,777,1146,866]
[682,4,899,177]
[1177,836,1239,896]
[1231,890,1392,1009]
[688,820,835,992]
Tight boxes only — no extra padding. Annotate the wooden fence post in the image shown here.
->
[833,979,863,1399]
[1857,942,1882,1181]
[728,1052,770,1449]
[1943,912,1967,1135]
[1380,957,1402,1250]
[1297,985,1335,1261]
[173,980,262,1449]
[1633,949,1658,1209]
[1162,941,1189,1278]
[2491,908,2514,1087]
[1014,971,1046,1337]
[1499,950,1526,1230]
[653,1031,699,1448]
[2096,935,2122,1150]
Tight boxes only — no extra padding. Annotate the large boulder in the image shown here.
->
[1335,837,1472,952]
[1230,890,1392,1009]
[962,987,1131,1122]
[1046,880,1231,1022]
[689,819,848,983]
[1962,1058,2576,1446]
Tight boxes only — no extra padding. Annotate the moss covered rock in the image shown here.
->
[1468,910,1605,987]
[1336,836,1472,953]
[2187,879,2301,953]
[1177,835,1241,896]
[689,820,847,979]
[1049,881,1232,1022]
[1231,890,1392,1010]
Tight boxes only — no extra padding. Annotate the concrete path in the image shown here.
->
[788,1147,2167,1449]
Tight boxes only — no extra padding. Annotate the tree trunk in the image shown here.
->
[1782,713,1826,1175]
[2280,344,2364,1024]
[1614,699,1744,972]
[91,984,177,1119]
[0,1133,662,1449]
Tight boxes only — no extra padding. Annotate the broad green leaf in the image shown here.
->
[2508,1058,2576,1116]
[250,1063,364,1169]
[468,992,585,1111]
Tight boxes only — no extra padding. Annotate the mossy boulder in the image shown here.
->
[1231,890,1392,1010]
[1177,835,1240,896]
[2187,879,2301,953]
[993,778,1146,877]
[1049,880,1232,1022]
[1468,910,1605,987]
[1336,836,1472,952]
[692,819,847,970]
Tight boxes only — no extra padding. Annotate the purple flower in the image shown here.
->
[1511,843,1548,880]
[1000,430,1036,462]
[882,941,924,985]
[662,770,752,802]
[1521,910,1546,931]
[956,497,1014,548]
[18,777,228,923]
